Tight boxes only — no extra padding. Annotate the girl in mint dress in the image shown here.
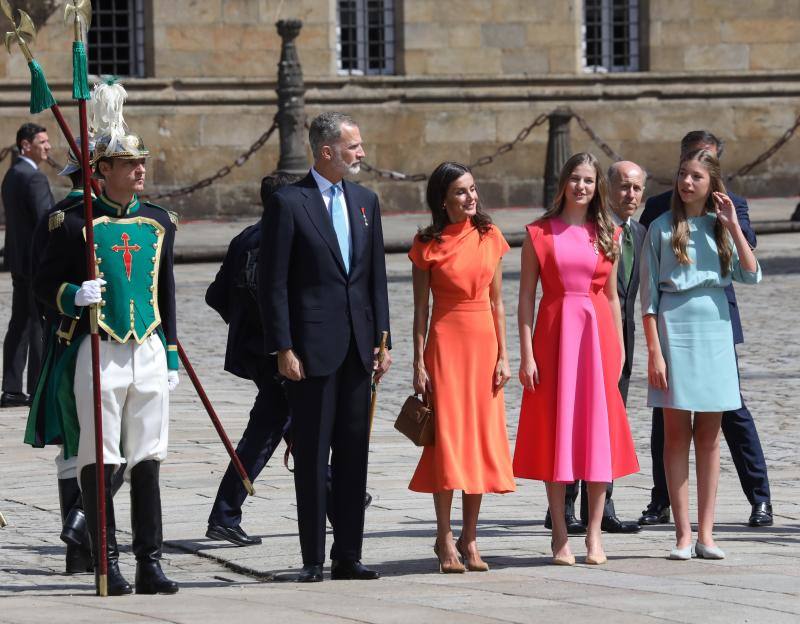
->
[640,149,760,562]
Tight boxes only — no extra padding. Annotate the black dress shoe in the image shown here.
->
[364,492,373,509]
[748,502,773,527]
[297,564,323,583]
[544,510,587,535]
[0,391,29,408]
[330,560,380,580]
[565,513,587,534]
[206,524,263,547]
[638,501,671,525]
[601,514,642,533]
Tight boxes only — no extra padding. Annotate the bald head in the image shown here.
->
[608,160,646,221]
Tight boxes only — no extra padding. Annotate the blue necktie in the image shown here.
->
[330,185,350,273]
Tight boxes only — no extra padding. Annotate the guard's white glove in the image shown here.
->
[74,278,106,306]
[167,370,180,391]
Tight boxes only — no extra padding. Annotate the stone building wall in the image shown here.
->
[1,1,799,220]
[647,1,800,72]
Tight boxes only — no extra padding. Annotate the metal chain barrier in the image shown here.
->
[360,112,551,183]
[568,108,624,163]
[727,111,800,181]
[0,144,15,164]
[359,160,427,182]
[469,112,550,169]
[11,106,784,199]
[145,118,279,201]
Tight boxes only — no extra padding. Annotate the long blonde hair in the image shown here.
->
[542,152,618,260]
[670,149,733,276]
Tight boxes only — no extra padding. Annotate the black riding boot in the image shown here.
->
[80,464,132,596]
[57,477,93,574]
[130,460,178,595]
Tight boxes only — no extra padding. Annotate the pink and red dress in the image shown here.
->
[513,217,639,483]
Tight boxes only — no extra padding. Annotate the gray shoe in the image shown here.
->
[695,542,725,559]
[668,544,695,560]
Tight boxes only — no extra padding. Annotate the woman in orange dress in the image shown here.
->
[409,162,516,574]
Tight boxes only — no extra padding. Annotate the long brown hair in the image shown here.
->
[418,161,492,242]
[669,149,733,276]
[542,152,618,260]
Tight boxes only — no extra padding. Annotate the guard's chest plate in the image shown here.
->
[87,216,165,343]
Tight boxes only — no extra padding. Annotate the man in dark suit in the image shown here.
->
[205,172,298,547]
[1,123,53,407]
[259,112,391,582]
[546,161,646,535]
[638,130,773,528]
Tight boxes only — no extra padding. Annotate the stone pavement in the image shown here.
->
[0,230,798,622]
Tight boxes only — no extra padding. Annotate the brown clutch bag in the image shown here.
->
[394,394,435,447]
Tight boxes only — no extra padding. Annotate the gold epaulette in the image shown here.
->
[167,210,179,230]
[48,210,65,232]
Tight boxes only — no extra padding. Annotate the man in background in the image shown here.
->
[1,123,53,407]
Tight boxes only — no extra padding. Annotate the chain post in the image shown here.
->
[543,107,573,209]
[275,19,308,175]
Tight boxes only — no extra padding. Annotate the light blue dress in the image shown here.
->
[640,212,761,412]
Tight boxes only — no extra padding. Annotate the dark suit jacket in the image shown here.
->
[639,190,756,344]
[618,219,647,379]
[31,191,85,323]
[206,222,267,381]
[1,159,54,275]
[258,172,390,377]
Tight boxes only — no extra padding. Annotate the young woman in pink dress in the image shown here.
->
[514,153,639,565]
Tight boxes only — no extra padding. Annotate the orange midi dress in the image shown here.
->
[408,220,516,494]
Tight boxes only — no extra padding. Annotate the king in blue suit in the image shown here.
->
[638,131,773,528]
[259,112,392,582]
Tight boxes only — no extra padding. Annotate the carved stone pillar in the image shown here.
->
[275,19,308,175]
[542,107,573,208]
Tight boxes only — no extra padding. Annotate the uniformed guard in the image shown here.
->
[33,81,180,596]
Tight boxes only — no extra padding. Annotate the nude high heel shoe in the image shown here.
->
[584,538,607,565]
[551,539,575,566]
[456,537,489,572]
[434,541,466,574]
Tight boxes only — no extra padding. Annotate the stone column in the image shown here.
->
[275,19,308,175]
[542,107,573,208]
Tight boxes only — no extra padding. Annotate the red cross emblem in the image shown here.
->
[110,232,142,281]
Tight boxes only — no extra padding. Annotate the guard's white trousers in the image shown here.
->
[74,334,169,481]
[54,446,77,480]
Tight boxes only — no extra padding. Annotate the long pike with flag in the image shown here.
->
[66,0,110,597]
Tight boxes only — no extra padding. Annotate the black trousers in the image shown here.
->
[2,274,42,394]
[649,395,771,506]
[207,361,290,528]
[287,338,371,565]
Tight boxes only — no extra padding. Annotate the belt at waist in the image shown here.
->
[432,298,490,312]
